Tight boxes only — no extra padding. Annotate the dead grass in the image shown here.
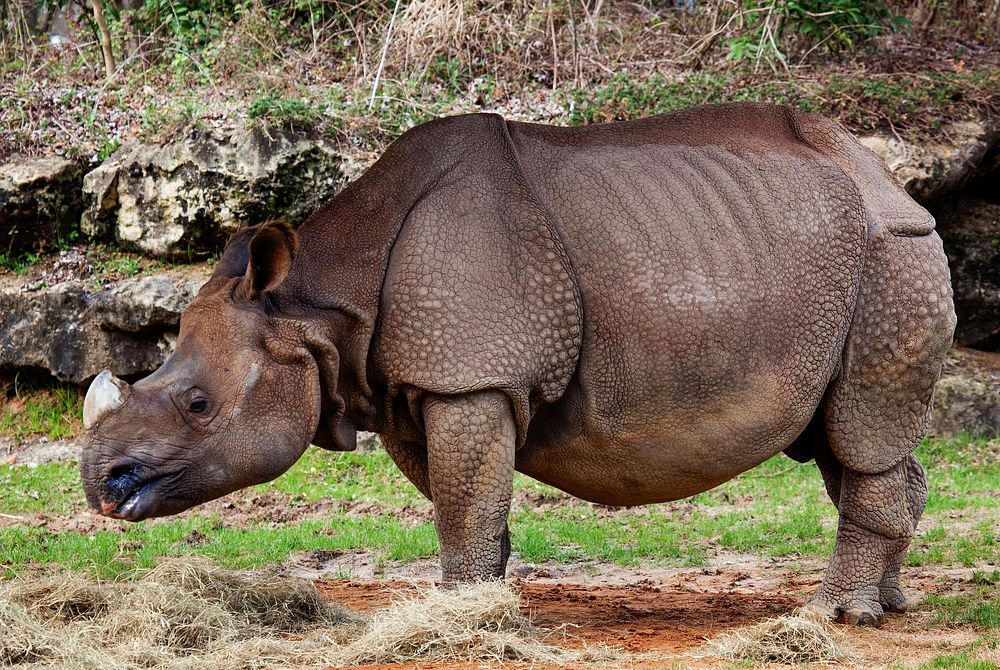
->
[335,580,621,665]
[0,559,622,669]
[697,608,849,664]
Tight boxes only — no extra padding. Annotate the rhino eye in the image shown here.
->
[188,398,209,414]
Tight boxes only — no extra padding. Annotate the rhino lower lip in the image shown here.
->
[112,479,156,519]
[104,473,172,521]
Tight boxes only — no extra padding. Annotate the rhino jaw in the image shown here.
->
[83,370,131,430]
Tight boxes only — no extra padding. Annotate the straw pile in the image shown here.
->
[0,559,620,669]
[698,608,849,664]
[335,580,618,665]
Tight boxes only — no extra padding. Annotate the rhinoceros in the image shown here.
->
[81,103,955,626]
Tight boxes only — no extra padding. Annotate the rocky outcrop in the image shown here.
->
[931,197,1000,349]
[0,269,209,384]
[930,348,1000,438]
[0,157,83,255]
[81,124,352,258]
[859,120,999,203]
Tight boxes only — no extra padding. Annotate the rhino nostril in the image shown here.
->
[106,462,142,502]
[108,462,135,479]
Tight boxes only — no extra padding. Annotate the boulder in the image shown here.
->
[81,124,350,259]
[859,119,999,203]
[930,197,1000,349]
[0,157,83,255]
[930,348,1000,438]
[0,269,209,384]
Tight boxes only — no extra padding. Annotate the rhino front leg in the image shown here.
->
[383,437,434,500]
[423,391,516,582]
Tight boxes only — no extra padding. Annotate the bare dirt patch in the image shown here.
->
[314,563,991,670]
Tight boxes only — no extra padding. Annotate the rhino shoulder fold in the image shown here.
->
[373,115,583,443]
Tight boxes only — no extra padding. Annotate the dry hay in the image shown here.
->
[336,580,619,665]
[697,608,849,665]
[0,559,621,669]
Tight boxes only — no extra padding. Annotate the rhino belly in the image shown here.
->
[515,142,867,505]
[517,362,827,506]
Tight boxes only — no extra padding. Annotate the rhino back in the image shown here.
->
[507,106,872,502]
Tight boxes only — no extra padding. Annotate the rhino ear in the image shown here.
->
[237,221,298,301]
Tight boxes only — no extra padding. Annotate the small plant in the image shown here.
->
[141,98,207,141]
[97,135,122,161]
[248,93,320,131]
[103,256,141,277]
[88,248,144,278]
[0,251,41,275]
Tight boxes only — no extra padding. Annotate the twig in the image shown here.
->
[368,0,401,109]
[567,0,580,87]
[549,0,559,90]
[746,463,804,478]
[590,0,604,28]
[681,1,755,66]
[90,0,117,81]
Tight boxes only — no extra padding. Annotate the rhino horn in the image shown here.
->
[83,371,131,430]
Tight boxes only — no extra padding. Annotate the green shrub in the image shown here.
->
[726,0,910,65]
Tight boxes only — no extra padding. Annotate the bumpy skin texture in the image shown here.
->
[80,103,955,627]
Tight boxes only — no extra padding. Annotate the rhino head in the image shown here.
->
[80,222,345,521]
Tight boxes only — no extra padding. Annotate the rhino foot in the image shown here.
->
[835,604,885,627]
[878,584,908,614]
[801,595,886,627]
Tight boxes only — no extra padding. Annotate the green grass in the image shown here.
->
[0,251,42,275]
[0,435,996,578]
[907,649,1000,670]
[248,93,321,130]
[0,460,82,515]
[0,517,437,580]
[924,571,1000,629]
[560,68,1000,139]
[0,380,83,442]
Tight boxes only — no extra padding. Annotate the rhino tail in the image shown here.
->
[784,108,936,238]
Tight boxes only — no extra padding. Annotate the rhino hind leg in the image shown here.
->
[423,390,517,583]
[877,454,928,613]
[805,458,915,626]
[810,444,927,624]
[806,231,953,626]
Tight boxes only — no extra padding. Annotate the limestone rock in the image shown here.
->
[81,124,349,258]
[0,157,83,255]
[0,269,209,384]
[930,348,1000,437]
[931,197,1000,349]
[859,120,999,203]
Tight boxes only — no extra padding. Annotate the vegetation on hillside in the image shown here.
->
[2,0,998,163]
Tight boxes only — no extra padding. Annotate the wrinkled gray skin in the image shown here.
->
[81,103,955,627]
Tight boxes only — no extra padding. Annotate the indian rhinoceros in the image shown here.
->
[81,102,955,626]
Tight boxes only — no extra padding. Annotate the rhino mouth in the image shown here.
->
[100,469,183,521]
